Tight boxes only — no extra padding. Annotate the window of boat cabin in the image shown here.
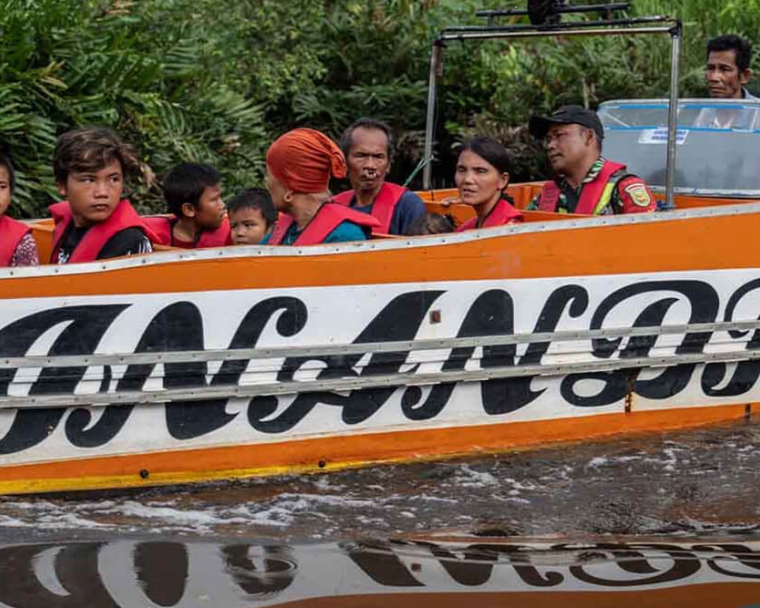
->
[598,99,760,197]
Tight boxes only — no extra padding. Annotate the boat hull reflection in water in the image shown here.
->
[1,537,760,607]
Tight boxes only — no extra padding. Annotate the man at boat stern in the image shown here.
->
[528,105,657,215]
[695,35,757,130]
[334,118,425,235]
[705,35,755,100]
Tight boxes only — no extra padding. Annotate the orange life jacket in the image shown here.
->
[332,182,407,235]
[0,215,31,267]
[456,198,524,232]
[268,203,380,246]
[143,215,232,249]
[538,160,627,215]
[49,199,154,264]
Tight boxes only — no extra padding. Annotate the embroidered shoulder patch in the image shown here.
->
[624,183,652,207]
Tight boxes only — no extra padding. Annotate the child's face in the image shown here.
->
[0,166,10,218]
[230,207,269,245]
[186,184,225,229]
[58,160,123,227]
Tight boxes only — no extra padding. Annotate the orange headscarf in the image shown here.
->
[266,128,347,193]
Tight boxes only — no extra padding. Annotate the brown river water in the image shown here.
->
[2,420,760,541]
[2,420,760,606]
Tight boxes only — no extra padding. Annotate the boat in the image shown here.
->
[4,199,760,494]
[2,535,760,606]
[3,2,760,495]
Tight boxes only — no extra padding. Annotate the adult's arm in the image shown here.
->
[614,176,657,214]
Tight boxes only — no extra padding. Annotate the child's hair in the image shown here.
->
[162,162,221,217]
[0,151,15,193]
[404,212,455,236]
[227,188,277,227]
[53,126,141,184]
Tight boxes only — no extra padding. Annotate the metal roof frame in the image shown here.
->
[422,9,682,209]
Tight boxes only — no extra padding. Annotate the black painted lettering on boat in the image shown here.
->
[703,278,760,397]
[3,278,760,455]
[0,305,128,454]
[561,281,720,406]
[481,284,590,415]
[249,291,444,433]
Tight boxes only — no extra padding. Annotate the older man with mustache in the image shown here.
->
[333,118,425,236]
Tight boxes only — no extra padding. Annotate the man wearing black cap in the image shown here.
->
[528,105,656,215]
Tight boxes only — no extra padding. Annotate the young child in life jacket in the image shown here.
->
[49,127,154,265]
[227,188,277,246]
[0,152,39,267]
[404,212,454,236]
[146,163,230,249]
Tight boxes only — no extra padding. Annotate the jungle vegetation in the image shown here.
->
[0,0,757,216]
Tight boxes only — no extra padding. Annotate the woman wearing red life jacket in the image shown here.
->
[0,151,39,268]
[263,128,379,246]
[454,137,523,232]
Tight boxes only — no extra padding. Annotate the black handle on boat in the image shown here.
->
[477,1,632,25]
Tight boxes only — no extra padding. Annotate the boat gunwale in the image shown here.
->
[2,201,760,280]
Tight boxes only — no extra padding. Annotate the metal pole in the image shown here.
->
[449,16,673,32]
[423,41,443,191]
[664,22,682,210]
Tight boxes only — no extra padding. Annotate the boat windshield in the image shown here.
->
[598,99,760,197]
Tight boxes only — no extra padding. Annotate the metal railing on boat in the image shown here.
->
[1,319,759,409]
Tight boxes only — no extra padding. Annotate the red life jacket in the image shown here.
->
[268,203,380,246]
[143,215,231,249]
[332,182,407,234]
[0,215,31,267]
[49,199,154,264]
[538,160,627,215]
[456,198,524,232]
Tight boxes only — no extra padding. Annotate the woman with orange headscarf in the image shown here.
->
[263,128,380,245]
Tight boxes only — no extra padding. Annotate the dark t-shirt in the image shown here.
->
[350,190,426,235]
[55,226,153,264]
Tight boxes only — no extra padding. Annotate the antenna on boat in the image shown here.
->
[422,1,681,209]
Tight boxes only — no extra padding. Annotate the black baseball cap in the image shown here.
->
[529,105,605,141]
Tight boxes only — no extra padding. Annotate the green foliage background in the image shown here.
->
[1,0,759,216]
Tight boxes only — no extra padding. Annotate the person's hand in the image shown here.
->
[439,196,461,207]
